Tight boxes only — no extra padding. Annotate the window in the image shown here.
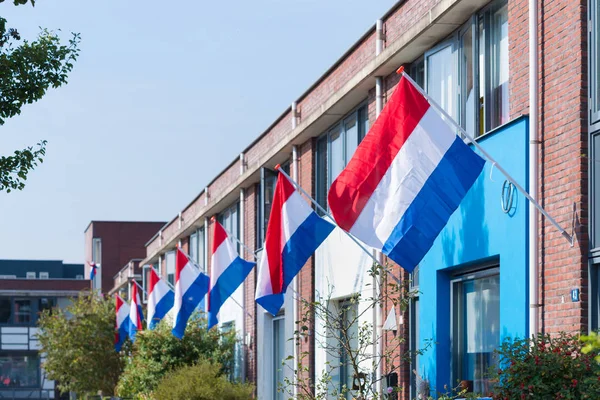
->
[221,321,241,382]
[337,299,359,399]
[190,231,198,264]
[257,168,278,249]
[418,0,508,138]
[13,299,31,324]
[165,251,176,286]
[189,227,206,272]
[39,272,49,280]
[452,268,500,394]
[38,298,56,316]
[0,353,39,388]
[26,272,35,280]
[273,315,286,400]
[219,203,239,252]
[76,274,83,280]
[92,238,102,290]
[590,0,600,330]
[315,104,369,212]
[0,299,11,324]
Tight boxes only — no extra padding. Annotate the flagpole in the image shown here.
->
[274,166,402,285]
[397,67,574,247]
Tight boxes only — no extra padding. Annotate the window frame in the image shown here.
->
[409,266,420,399]
[315,102,369,212]
[450,266,500,394]
[165,250,176,286]
[0,297,57,326]
[0,351,41,389]
[272,313,286,400]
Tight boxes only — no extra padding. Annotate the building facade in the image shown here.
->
[0,260,88,399]
[83,221,166,294]
[134,0,595,398]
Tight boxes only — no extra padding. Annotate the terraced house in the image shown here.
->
[134,0,597,398]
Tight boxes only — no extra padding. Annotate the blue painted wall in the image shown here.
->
[417,116,529,395]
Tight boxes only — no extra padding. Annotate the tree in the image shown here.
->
[0,0,80,192]
[153,361,254,400]
[116,314,238,399]
[37,293,124,397]
[283,263,430,400]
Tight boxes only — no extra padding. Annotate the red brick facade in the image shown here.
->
[136,0,593,397]
[84,221,166,293]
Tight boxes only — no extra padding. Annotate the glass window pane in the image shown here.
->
[264,170,278,237]
[453,273,500,394]
[339,301,358,399]
[330,125,344,184]
[197,227,206,272]
[358,105,369,142]
[166,251,176,286]
[0,353,39,387]
[460,24,476,136]
[479,17,487,134]
[595,0,600,115]
[273,317,286,400]
[218,204,239,252]
[491,3,509,128]
[316,136,328,212]
[344,115,358,163]
[190,232,198,264]
[37,298,55,317]
[426,44,455,118]
[0,299,11,324]
[14,299,31,325]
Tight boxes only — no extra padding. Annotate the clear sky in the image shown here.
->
[0,0,397,263]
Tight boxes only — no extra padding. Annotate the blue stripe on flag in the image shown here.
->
[172,273,210,339]
[149,290,174,330]
[115,316,131,352]
[208,257,255,329]
[382,136,485,272]
[256,211,334,316]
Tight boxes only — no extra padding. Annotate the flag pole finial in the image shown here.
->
[210,216,216,222]
[396,65,404,75]
[274,164,281,170]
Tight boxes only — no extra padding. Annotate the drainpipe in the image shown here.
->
[240,188,246,382]
[292,144,299,398]
[375,20,384,391]
[529,0,540,336]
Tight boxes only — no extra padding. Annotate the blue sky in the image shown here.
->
[0,0,396,263]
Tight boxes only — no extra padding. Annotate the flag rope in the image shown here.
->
[398,68,574,247]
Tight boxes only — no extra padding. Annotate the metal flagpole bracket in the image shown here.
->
[397,67,575,248]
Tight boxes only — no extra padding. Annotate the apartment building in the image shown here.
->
[83,221,166,294]
[0,259,88,399]
[135,0,594,398]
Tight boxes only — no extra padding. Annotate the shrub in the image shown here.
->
[492,332,600,399]
[116,313,237,398]
[153,361,253,400]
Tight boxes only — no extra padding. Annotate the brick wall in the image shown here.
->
[243,184,258,383]
[510,0,589,333]
[85,222,166,293]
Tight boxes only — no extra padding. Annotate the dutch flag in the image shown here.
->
[114,294,130,352]
[147,268,174,329]
[207,221,255,329]
[172,247,210,339]
[89,262,98,281]
[328,75,485,273]
[255,173,335,316]
[128,282,144,341]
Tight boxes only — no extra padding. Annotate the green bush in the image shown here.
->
[116,313,237,398]
[492,332,600,399]
[153,361,253,400]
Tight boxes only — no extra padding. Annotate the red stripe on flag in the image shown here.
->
[328,76,430,231]
[175,248,188,282]
[212,221,228,255]
[148,268,158,293]
[264,173,296,294]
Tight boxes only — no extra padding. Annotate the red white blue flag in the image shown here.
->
[147,268,174,330]
[208,221,255,329]
[114,295,130,352]
[172,248,209,338]
[128,282,144,341]
[255,173,335,315]
[328,75,485,272]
